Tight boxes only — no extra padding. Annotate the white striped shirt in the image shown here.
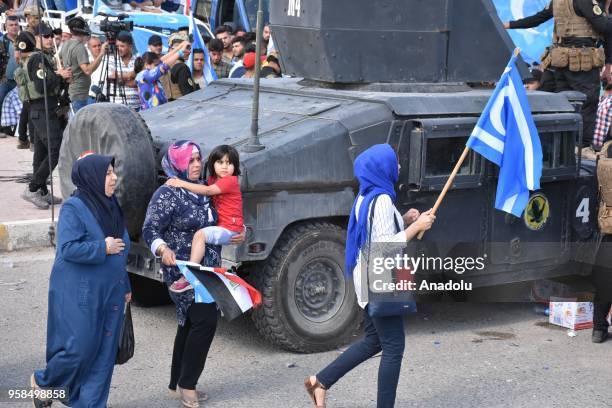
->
[352,194,405,308]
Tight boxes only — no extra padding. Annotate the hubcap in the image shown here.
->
[294,258,345,323]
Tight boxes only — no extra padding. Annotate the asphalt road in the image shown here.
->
[1,249,610,408]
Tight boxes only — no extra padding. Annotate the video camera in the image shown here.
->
[99,14,134,40]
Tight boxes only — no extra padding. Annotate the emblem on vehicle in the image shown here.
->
[524,193,549,231]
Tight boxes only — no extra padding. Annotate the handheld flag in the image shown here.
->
[467,53,542,217]
[187,15,218,85]
[132,27,169,56]
[177,261,261,321]
[176,261,215,303]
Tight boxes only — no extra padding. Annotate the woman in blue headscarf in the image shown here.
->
[31,153,131,408]
[305,144,436,408]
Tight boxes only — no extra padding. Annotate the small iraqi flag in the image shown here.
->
[176,261,262,321]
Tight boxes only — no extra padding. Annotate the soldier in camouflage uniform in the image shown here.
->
[505,0,612,148]
[13,31,69,209]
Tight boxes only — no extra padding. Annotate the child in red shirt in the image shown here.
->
[166,145,244,293]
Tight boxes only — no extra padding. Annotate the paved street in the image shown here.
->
[0,137,62,223]
[1,248,610,408]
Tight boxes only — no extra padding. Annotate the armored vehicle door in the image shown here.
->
[396,117,487,257]
[396,113,596,272]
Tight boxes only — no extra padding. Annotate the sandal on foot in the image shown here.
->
[304,376,326,408]
[30,374,52,408]
[169,388,208,402]
[177,386,200,408]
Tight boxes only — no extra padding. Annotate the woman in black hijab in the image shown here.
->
[31,153,132,408]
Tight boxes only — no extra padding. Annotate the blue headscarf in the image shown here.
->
[345,144,399,276]
[71,154,125,238]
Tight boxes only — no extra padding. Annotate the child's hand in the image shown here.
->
[165,178,183,188]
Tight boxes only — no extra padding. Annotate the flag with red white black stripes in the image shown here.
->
[176,261,262,321]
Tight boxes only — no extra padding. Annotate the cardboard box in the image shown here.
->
[549,299,593,331]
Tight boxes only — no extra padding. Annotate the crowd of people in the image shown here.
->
[0,8,280,209]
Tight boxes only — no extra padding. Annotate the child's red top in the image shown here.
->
[208,175,244,233]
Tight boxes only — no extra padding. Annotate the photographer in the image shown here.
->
[106,31,139,110]
[13,31,70,209]
[60,17,106,113]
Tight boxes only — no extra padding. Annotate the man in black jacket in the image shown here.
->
[14,31,70,209]
[504,0,612,149]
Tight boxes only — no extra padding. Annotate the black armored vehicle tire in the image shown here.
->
[58,103,157,238]
[251,221,361,353]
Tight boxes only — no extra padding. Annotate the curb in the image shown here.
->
[0,219,56,252]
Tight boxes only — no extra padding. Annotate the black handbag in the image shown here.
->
[365,196,417,318]
[115,302,135,365]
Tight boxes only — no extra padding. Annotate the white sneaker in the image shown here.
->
[122,3,133,11]
[107,0,121,5]
[21,188,50,210]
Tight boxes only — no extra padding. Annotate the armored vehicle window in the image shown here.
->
[425,137,478,177]
[539,131,576,170]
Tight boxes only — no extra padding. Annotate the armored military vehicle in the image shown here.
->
[58,0,603,352]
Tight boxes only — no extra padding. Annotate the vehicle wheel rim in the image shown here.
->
[293,257,346,323]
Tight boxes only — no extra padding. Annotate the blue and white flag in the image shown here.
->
[467,53,542,217]
[176,261,215,303]
[132,27,169,56]
[126,14,191,30]
[493,0,552,64]
[187,15,218,85]
[92,0,117,17]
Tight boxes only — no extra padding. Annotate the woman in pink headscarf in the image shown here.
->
[142,140,244,407]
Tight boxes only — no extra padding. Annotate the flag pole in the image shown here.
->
[416,146,470,240]
[416,47,521,240]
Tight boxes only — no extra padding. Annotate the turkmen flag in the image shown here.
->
[467,53,542,217]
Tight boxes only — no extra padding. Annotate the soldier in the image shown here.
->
[159,33,197,101]
[504,0,612,149]
[23,6,42,35]
[13,31,69,209]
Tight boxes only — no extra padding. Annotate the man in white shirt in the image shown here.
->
[87,36,105,102]
[106,32,139,110]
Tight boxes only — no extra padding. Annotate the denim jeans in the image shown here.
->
[70,99,90,115]
[317,307,405,408]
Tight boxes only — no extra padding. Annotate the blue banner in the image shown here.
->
[493,0,552,64]
[126,13,191,30]
[132,27,169,56]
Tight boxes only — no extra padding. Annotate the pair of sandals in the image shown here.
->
[170,386,208,408]
[304,376,327,408]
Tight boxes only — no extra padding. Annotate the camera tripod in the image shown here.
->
[95,35,128,105]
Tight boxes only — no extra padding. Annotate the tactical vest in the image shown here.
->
[159,70,183,101]
[553,0,599,42]
[14,52,58,103]
[541,0,605,71]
